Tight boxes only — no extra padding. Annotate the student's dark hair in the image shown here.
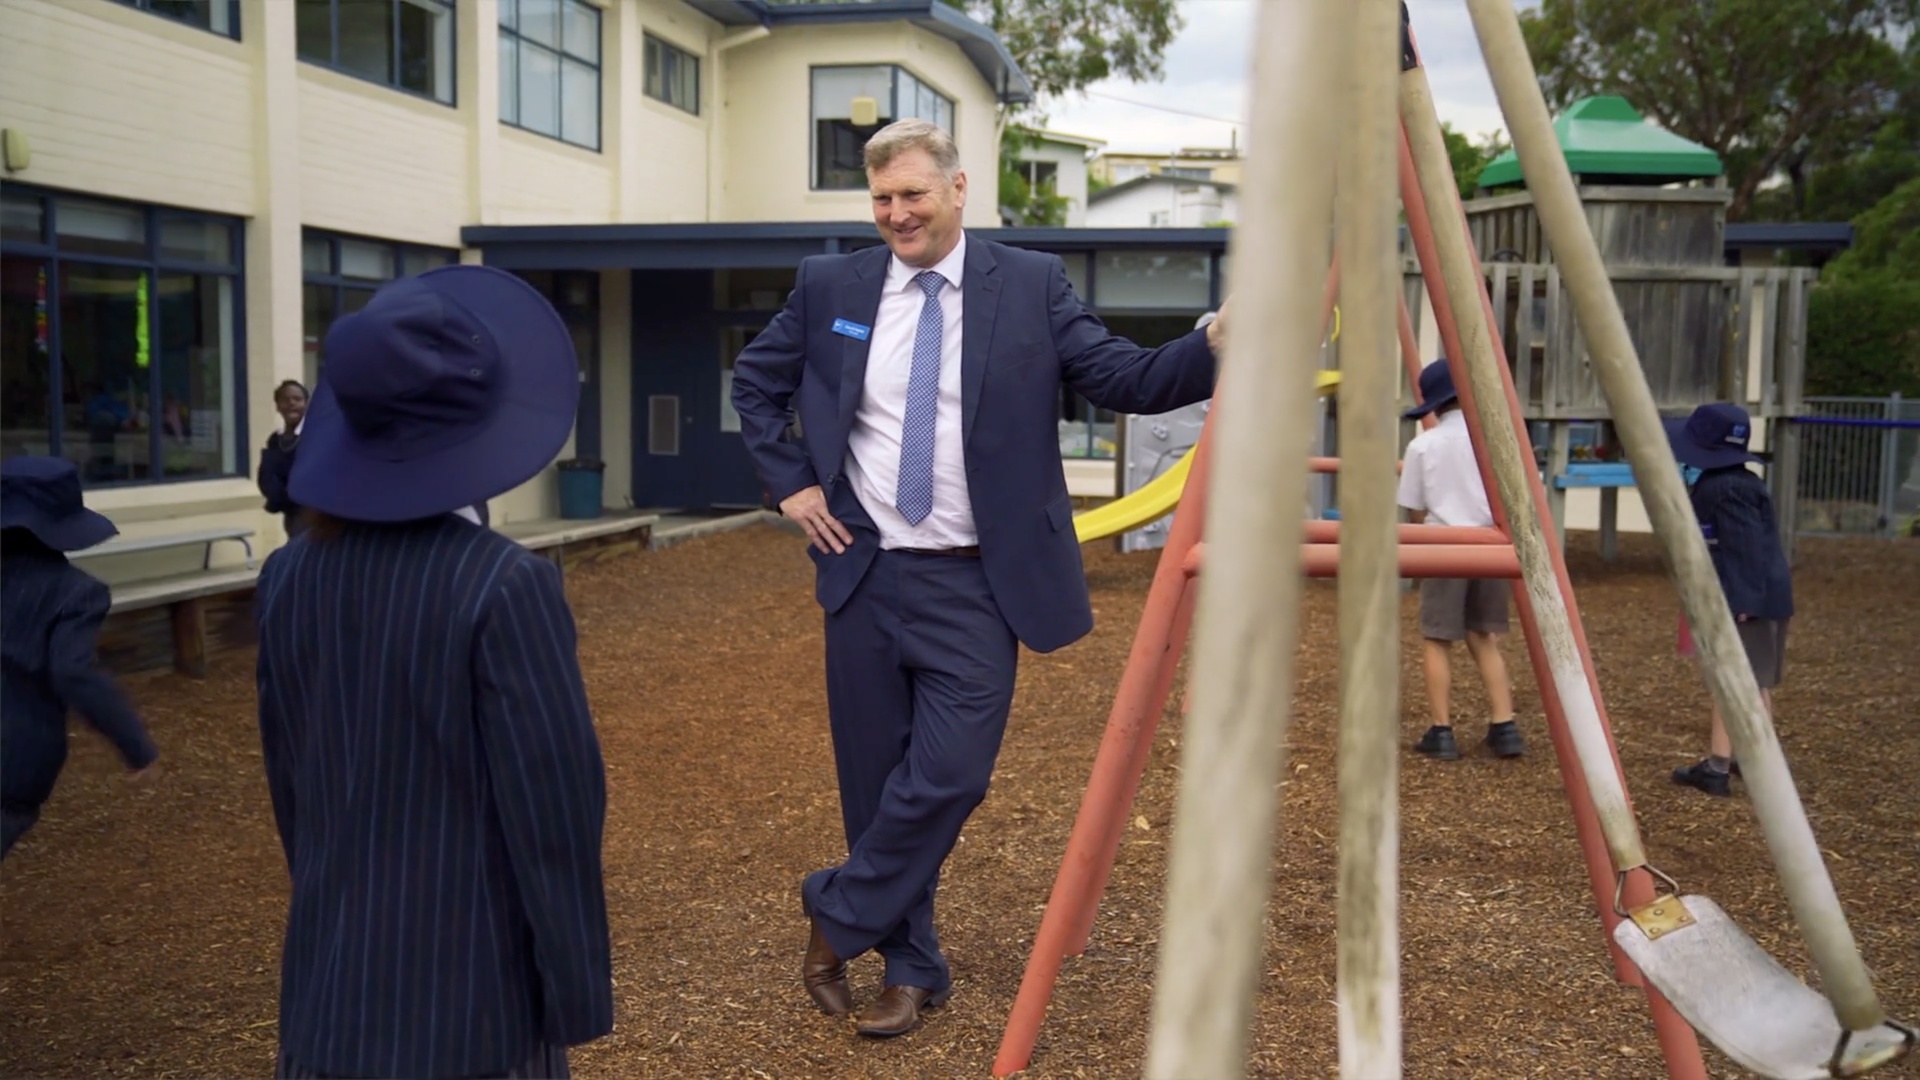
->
[298,507,349,543]
[274,379,308,402]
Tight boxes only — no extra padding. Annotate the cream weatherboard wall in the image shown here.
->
[3,0,1019,582]
[0,0,686,576]
[719,23,1003,227]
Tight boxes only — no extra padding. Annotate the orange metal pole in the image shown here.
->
[1303,520,1507,545]
[1309,455,1404,474]
[992,415,1213,1079]
[1181,541,1520,580]
[1061,262,1347,958]
[1396,123,1643,983]
[1397,285,1434,431]
[1401,25,1706,1080]
[994,266,1345,1078]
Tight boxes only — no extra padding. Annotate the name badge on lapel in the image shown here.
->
[1701,521,1719,547]
[832,318,872,342]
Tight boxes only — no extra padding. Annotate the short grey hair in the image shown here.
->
[863,118,961,178]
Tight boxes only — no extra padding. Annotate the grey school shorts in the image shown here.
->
[1418,577,1512,641]
[1738,618,1790,690]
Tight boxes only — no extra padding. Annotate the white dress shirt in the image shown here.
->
[1395,408,1495,527]
[843,232,977,550]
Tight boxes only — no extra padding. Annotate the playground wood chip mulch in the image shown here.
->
[4,524,1917,1079]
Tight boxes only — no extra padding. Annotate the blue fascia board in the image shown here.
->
[1722,222,1854,250]
[682,0,1032,104]
[462,222,1234,252]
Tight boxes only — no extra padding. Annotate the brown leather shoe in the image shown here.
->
[803,917,854,1016]
[852,984,951,1038]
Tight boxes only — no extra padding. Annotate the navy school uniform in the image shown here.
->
[254,515,613,1079]
[259,430,302,537]
[1,531,159,857]
[1689,465,1794,621]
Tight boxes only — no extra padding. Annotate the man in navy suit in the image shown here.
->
[731,118,1228,1037]
[257,265,613,1079]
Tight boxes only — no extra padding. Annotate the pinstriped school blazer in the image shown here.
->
[254,514,614,1078]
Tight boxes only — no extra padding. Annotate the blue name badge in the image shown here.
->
[832,318,872,342]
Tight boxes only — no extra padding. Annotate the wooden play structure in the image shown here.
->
[990,4,1914,1079]
[1334,96,1817,560]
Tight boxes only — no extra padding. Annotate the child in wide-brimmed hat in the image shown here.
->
[255,265,613,1079]
[1665,402,1793,797]
[1396,358,1526,763]
[1,457,159,860]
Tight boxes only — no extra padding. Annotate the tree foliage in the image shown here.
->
[1518,0,1918,219]
[937,0,1183,104]
[1443,123,1509,199]
[1803,276,1920,396]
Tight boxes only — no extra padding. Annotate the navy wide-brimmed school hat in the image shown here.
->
[0,456,119,552]
[289,265,580,522]
[1403,358,1459,419]
[1664,402,1762,471]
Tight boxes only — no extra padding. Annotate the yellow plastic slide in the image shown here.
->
[1072,370,1344,543]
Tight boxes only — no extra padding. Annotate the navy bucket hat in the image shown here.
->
[1403,358,1459,419]
[0,456,119,552]
[289,265,580,522]
[1663,402,1763,471]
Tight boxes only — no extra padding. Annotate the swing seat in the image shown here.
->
[1612,895,1914,1079]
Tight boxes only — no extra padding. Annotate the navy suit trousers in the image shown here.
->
[803,549,1018,991]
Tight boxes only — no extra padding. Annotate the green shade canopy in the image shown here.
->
[1476,96,1723,189]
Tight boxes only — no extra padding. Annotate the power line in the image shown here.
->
[1082,90,1244,126]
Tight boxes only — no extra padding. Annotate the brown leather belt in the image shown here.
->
[892,545,981,557]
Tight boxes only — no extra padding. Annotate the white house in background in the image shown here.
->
[1004,127,1104,225]
[1088,146,1243,187]
[1085,174,1239,228]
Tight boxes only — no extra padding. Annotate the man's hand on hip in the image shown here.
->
[780,485,853,554]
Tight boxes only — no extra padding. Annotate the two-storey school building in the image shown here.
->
[2,0,1250,592]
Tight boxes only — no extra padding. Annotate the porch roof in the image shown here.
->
[460,223,1235,270]
[683,0,1033,104]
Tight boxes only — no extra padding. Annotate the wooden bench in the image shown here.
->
[105,566,261,678]
[497,513,660,582]
[80,528,259,678]
[73,526,257,570]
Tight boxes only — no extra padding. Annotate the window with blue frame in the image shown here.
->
[811,65,955,190]
[112,0,239,38]
[500,0,602,150]
[295,0,455,106]
[1,185,246,486]
[644,32,700,116]
[300,229,457,389]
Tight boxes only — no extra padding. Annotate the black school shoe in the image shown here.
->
[1672,758,1732,797]
[1484,721,1526,758]
[1414,726,1460,760]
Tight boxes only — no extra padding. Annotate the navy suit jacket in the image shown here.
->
[1,536,158,811]
[254,515,613,1078]
[730,235,1218,654]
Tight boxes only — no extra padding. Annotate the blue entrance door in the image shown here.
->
[629,271,774,510]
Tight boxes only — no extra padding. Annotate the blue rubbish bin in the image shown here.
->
[556,458,605,520]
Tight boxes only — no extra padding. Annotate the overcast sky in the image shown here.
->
[1040,0,1523,154]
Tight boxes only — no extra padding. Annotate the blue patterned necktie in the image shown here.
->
[894,270,946,524]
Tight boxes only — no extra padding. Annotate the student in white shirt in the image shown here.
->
[1395,359,1525,762]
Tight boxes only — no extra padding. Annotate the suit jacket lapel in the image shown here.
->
[961,238,1001,445]
[836,249,888,435]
